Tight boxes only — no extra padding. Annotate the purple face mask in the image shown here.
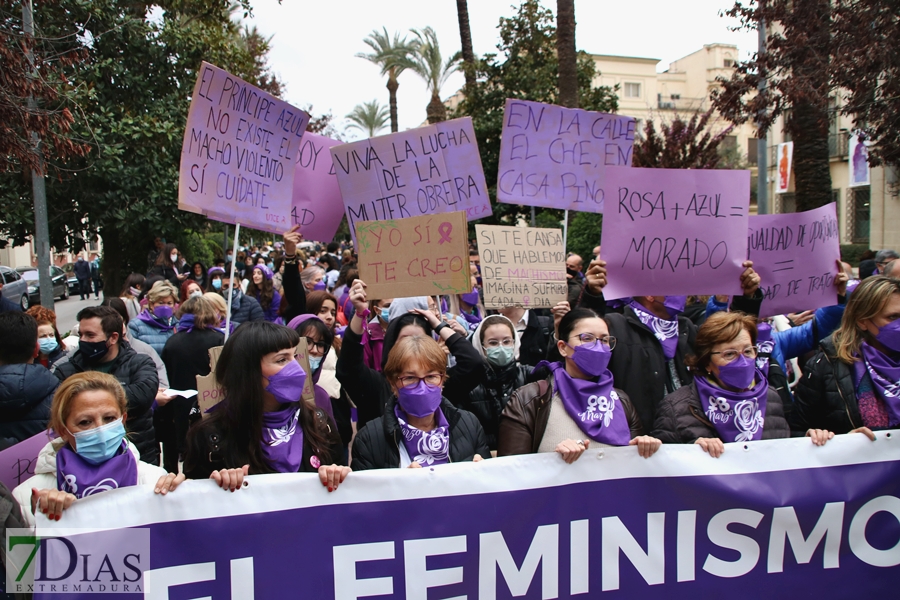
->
[265,360,308,405]
[396,379,443,418]
[460,291,480,306]
[313,281,326,291]
[569,342,612,377]
[717,354,756,390]
[662,296,687,319]
[876,320,900,353]
[153,305,174,320]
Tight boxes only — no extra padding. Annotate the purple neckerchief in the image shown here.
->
[176,314,196,334]
[261,403,305,473]
[629,301,679,360]
[695,370,768,443]
[537,361,631,446]
[460,307,483,330]
[756,322,774,376]
[606,298,629,310]
[362,317,386,372]
[56,440,138,499]
[394,405,450,466]
[136,309,175,331]
[860,342,900,426]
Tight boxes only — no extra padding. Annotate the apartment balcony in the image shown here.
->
[768,131,850,164]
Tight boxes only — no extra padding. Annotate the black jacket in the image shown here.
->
[652,380,790,443]
[458,362,531,450]
[351,397,489,470]
[519,313,552,368]
[54,342,160,464]
[0,364,58,450]
[280,260,307,324]
[147,264,187,288]
[793,335,863,434]
[73,259,91,280]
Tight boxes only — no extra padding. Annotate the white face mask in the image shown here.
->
[170,253,178,263]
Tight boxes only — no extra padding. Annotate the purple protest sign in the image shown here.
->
[600,167,751,299]
[277,132,344,242]
[178,61,309,233]
[0,431,53,492]
[45,433,900,598]
[497,99,636,212]
[748,203,841,318]
[330,117,491,238]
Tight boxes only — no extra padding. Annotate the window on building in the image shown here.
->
[624,82,641,98]
[724,58,735,68]
[848,187,870,243]
[747,138,759,164]
[832,189,841,239]
[670,94,681,100]
[780,193,797,214]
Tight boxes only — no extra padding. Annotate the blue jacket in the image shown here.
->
[73,258,91,279]
[128,313,176,355]
[229,292,265,325]
[0,363,58,450]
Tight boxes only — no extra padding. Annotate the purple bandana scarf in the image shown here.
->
[137,309,175,331]
[176,314,196,334]
[56,440,138,499]
[539,361,631,446]
[860,342,900,426]
[629,301,679,360]
[460,307,483,330]
[695,371,768,443]
[394,405,450,466]
[756,322,774,376]
[261,404,305,473]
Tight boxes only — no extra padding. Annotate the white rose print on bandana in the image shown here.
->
[414,429,450,465]
[267,408,299,446]
[733,399,764,442]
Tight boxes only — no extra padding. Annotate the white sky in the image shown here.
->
[246,0,757,140]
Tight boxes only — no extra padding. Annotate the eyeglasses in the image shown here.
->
[397,374,444,388]
[711,346,759,362]
[568,333,616,350]
[484,338,515,348]
[304,337,327,352]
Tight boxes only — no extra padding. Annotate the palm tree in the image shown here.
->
[456,0,476,91]
[357,28,416,133]
[346,100,390,138]
[556,0,578,108]
[397,27,459,124]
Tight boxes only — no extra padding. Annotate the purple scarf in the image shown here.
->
[261,404,305,473]
[860,342,900,426]
[629,301,679,360]
[176,314,196,333]
[136,309,176,331]
[756,323,774,376]
[56,440,138,499]
[540,361,631,446]
[695,371,768,443]
[394,405,450,466]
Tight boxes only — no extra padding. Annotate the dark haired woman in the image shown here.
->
[119,273,145,321]
[189,261,207,289]
[148,243,188,288]
[247,264,283,324]
[499,308,661,462]
[183,321,348,491]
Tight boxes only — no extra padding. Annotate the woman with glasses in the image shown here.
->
[499,309,660,463]
[352,335,489,470]
[652,311,828,457]
[465,315,534,451]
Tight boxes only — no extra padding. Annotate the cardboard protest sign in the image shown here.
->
[179,62,309,233]
[293,337,316,406]
[0,431,54,492]
[600,167,751,299]
[497,99,636,212]
[475,224,567,308]
[283,133,345,242]
[356,212,471,299]
[748,203,841,318]
[197,346,224,419]
[330,117,491,237]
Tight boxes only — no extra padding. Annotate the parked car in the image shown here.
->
[0,266,29,310]
[61,262,81,296]
[16,265,69,306]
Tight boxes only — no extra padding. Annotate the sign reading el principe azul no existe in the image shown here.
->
[25,433,900,599]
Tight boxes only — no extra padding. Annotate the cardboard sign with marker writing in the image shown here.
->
[356,212,471,299]
[476,225,567,308]
[196,346,225,419]
[293,337,316,405]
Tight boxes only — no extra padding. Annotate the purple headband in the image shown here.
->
[287,314,323,331]
[208,266,226,278]
[253,264,274,280]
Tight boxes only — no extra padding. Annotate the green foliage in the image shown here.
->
[453,0,618,228]
[565,211,602,262]
[840,244,871,267]
[346,100,390,138]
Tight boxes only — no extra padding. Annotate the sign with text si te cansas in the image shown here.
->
[282,132,345,243]
[43,432,900,599]
[179,61,309,233]
[748,203,841,318]
[497,98,636,212]
[475,224,567,309]
[330,117,491,238]
[356,212,470,300]
[600,166,751,300]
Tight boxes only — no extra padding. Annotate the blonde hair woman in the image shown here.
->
[127,280,179,354]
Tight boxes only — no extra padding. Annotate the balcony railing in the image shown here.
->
[768,131,851,164]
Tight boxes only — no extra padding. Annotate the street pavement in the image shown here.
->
[49,292,105,337]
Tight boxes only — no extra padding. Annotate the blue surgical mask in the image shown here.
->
[212,279,222,290]
[309,356,323,371]
[39,338,59,354]
[485,345,515,367]
[380,308,391,322]
[68,418,127,465]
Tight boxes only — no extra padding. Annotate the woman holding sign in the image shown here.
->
[794,276,899,438]
[182,321,348,492]
[498,309,661,462]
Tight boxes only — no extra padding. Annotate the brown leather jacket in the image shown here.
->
[498,376,645,456]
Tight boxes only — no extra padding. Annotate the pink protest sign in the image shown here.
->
[497,99,636,212]
[179,62,310,233]
[280,132,344,242]
[330,117,491,237]
[748,203,841,318]
[600,167,751,299]
[0,431,54,492]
